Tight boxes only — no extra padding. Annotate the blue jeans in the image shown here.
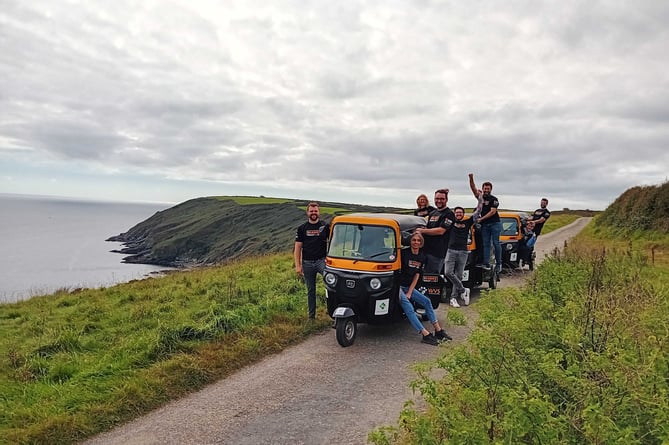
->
[481,221,502,271]
[444,249,468,297]
[302,258,325,318]
[399,286,437,333]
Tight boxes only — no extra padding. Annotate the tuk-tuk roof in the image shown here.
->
[331,213,426,232]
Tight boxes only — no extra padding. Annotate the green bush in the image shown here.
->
[372,245,669,444]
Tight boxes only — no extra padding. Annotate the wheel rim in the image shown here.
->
[344,320,355,340]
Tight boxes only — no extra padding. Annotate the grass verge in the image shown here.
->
[0,253,329,445]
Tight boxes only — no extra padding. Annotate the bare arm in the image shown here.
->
[293,242,303,275]
[417,226,446,236]
[470,193,484,222]
[468,173,480,197]
[478,208,498,222]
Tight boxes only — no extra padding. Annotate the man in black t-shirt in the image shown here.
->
[294,201,330,319]
[416,188,455,274]
[469,173,502,273]
[444,194,483,307]
[531,198,551,236]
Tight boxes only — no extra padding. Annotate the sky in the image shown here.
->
[1,1,668,211]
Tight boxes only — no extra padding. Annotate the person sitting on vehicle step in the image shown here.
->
[398,232,452,346]
[444,192,484,307]
[518,220,537,268]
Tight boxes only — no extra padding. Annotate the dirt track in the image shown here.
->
[82,218,592,445]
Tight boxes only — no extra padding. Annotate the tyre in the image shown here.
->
[528,251,536,271]
[335,317,357,347]
[440,286,449,304]
[488,271,498,289]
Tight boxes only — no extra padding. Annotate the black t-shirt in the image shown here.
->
[447,217,476,251]
[423,207,455,257]
[400,249,426,287]
[480,194,500,224]
[295,220,329,260]
[531,208,551,235]
[413,205,435,218]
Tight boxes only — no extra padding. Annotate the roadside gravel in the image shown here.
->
[82,217,592,445]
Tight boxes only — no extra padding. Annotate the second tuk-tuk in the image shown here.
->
[323,213,443,347]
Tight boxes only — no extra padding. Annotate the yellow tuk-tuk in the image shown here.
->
[323,213,442,347]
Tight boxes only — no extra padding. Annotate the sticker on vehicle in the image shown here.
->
[374,298,390,315]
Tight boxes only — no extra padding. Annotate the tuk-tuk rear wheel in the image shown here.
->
[335,317,357,347]
[488,271,498,289]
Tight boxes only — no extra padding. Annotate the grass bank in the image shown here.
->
[371,221,669,444]
[0,253,329,445]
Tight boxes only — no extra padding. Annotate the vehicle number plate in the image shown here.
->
[333,307,347,317]
[374,298,390,315]
[510,253,517,261]
[462,270,469,281]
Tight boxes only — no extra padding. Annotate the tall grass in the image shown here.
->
[370,223,669,444]
[0,253,328,445]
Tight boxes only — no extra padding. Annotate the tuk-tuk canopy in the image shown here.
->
[332,213,427,233]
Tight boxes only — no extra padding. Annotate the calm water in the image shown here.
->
[0,194,173,303]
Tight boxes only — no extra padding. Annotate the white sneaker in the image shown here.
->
[450,297,460,308]
[461,288,470,306]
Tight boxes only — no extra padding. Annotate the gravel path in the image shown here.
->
[82,217,592,445]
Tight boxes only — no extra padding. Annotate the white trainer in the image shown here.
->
[462,288,470,306]
[449,297,460,308]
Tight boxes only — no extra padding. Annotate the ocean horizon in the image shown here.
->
[0,193,175,304]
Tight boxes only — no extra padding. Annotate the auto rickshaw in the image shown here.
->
[498,211,536,270]
[323,213,443,347]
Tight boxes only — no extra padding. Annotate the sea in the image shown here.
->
[0,193,174,304]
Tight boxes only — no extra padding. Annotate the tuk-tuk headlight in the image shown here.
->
[324,273,337,286]
[505,243,514,251]
[370,277,382,290]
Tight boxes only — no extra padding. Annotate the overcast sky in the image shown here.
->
[1,1,668,211]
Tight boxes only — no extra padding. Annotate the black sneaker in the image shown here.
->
[421,333,439,346]
[434,329,452,342]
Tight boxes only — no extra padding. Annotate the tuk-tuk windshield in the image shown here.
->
[328,223,397,262]
[500,217,519,236]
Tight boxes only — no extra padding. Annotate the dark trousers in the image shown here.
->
[302,258,325,318]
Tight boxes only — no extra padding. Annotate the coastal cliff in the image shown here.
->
[107,196,406,268]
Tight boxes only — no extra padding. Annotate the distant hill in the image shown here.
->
[107,196,408,267]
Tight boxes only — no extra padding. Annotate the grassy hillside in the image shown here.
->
[595,181,669,233]
[0,253,331,444]
[107,196,406,267]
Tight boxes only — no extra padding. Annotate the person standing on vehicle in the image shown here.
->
[413,193,435,218]
[530,198,551,236]
[444,193,484,307]
[294,201,330,320]
[468,173,502,273]
[415,189,455,274]
[398,232,452,346]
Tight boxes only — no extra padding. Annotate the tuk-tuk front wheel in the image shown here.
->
[335,317,357,347]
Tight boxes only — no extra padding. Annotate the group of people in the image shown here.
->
[292,178,551,346]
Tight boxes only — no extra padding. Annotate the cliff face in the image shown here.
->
[107,197,408,267]
[107,198,306,267]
